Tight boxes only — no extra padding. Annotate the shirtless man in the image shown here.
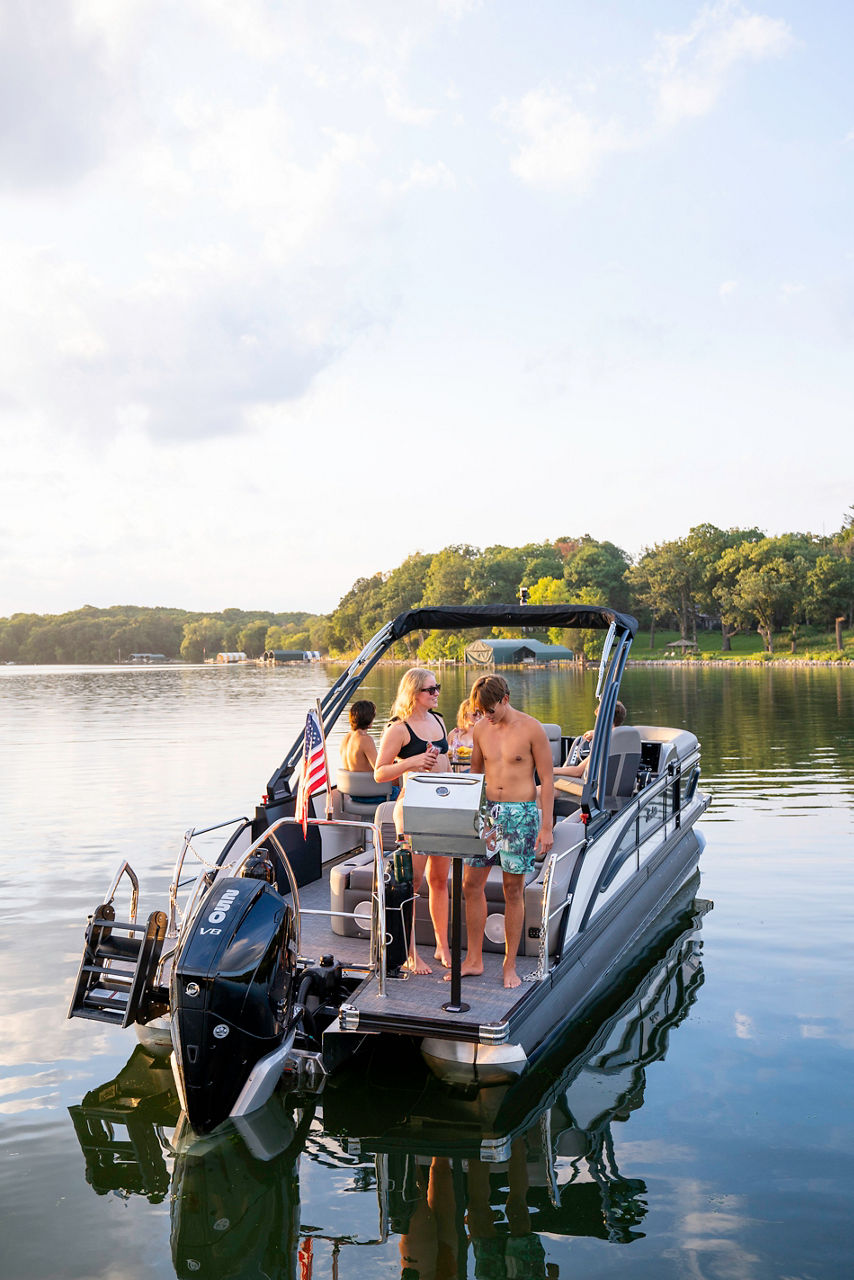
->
[457,675,554,989]
[340,700,378,773]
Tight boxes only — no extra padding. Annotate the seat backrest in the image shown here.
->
[541,723,562,766]
[336,769,392,799]
[603,726,642,803]
[373,800,398,853]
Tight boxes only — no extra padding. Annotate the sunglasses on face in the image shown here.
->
[421,685,441,695]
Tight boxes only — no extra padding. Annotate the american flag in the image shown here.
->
[295,707,329,836]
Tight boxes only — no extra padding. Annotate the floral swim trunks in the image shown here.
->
[468,800,540,875]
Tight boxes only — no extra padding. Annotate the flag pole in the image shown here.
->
[315,697,333,820]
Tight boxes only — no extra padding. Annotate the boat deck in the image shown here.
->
[296,867,537,1034]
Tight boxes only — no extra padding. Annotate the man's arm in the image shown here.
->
[470,723,485,775]
[554,759,586,779]
[532,724,554,856]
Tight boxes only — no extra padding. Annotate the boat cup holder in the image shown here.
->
[484,913,506,944]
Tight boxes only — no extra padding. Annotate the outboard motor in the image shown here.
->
[170,876,297,1135]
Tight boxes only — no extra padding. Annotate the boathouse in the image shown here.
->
[263,649,310,664]
[464,637,574,665]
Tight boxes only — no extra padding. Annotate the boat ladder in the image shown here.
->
[68,862,168,1029]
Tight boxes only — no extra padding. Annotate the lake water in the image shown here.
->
[1,661,852,1279]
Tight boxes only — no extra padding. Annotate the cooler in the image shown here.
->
[401,772,488,858]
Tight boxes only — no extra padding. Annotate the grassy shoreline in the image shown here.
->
[626,626,853,664]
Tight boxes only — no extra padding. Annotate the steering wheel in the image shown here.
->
[566,734,591,767]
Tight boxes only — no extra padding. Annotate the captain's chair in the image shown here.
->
[336,769,394,818]
[542,723,563,766]
[554,725,642,813]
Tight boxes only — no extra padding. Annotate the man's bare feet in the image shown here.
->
[406,952,432,976]
[443,958,484,981]
[503,965,521,989]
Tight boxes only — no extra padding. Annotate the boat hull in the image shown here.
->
[421,823,706,1084]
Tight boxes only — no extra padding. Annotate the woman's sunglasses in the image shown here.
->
[421,684,441,695]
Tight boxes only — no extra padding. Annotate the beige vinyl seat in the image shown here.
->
[329,799,396,938]
[336,769,395,818]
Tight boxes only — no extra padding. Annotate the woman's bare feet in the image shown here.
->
[406,951,432,976]
[443,958,484,981]
[502,962,521,989]
[434,945,451,968]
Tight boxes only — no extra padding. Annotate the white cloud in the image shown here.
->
[719,279,739,298]
[501,3,795,191]
[648,1,795,126]
[780,282,806,300]
[399,160,457,191]
[497,89,630,191]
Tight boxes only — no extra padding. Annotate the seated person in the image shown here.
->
[339,700,379,802]
[447,696,481,770]
[554,699,627,779]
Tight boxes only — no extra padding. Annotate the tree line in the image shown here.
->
[2,508,852,663]
[0,605,324,664]
[324,511,854,658]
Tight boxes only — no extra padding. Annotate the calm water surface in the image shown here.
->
[1,662,852,1279]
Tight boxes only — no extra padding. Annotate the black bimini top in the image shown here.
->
[386,604,637,640]
[267,603,637,799]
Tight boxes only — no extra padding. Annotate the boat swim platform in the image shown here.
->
[350,954,538,1036]
[295,871,537,1037]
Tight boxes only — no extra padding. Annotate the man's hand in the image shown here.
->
[535,825,554,858]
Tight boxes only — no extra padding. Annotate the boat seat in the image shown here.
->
[554,726,642,812]
[542,723,563,766]
[329,800,397,937]
[336,770,394,818]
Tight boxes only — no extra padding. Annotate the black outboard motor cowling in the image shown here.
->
[171,876,297,1135]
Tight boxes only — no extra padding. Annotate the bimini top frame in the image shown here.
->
[266,603,637,823]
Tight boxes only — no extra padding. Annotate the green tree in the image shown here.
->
[563,537,630,609]
[238,619,271,657]
[465,546,526,604]
[421,545,478,605]
[519,543,565,589]
[628,540,696,645]
[326,573,386,655]
[805,554,854,633]
[180,618,226,663]
[683,523,763,650]
[714,536,816,653]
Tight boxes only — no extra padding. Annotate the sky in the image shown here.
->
[1,0,852,617]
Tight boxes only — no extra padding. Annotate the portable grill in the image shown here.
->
[401,772,488,858]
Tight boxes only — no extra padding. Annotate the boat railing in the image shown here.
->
[537,746,705,976]
[535,832,587,980]
[167,815,252,939]
[573,748,705,936]
[104,860,140,922]
[214,816,391,998]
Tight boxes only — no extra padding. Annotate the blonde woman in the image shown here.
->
[448,697,481,771]
[374,668,451,973]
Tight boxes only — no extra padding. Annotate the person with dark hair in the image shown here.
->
[453,675,554,989]
[340,700,378,772]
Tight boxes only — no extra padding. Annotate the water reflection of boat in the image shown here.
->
[68,604,710,1135]
[323,886,709,1247]
[69,889,709,1267]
